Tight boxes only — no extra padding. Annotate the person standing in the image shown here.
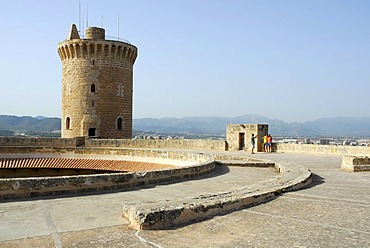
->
[262,134,268,152]
[267,134,273,153]
[251,134,258,154]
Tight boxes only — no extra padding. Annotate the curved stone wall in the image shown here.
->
[123,158,312,230]
[0,147,216,200]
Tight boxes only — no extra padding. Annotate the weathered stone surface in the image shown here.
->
[0,149,216,200]
[122,159,312,230]
[278,143,370,156]
[341,155,370,172]
[226,124,268,152]
[58,25,138,139]
[2,153,369,247]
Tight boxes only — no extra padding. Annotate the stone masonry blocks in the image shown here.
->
[58,24,138,139]
[341,155,370,172]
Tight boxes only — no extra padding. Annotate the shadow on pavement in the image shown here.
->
[302,173,325,189]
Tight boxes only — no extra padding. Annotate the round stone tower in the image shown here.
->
[57,24,138,138]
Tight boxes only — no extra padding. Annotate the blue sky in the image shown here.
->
[0,0,369,122]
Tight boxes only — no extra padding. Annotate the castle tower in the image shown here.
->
[57,24,138,138]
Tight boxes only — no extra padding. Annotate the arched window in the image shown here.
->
[66,117,71,130]
[91,84,95,93]
[117,118,122,130]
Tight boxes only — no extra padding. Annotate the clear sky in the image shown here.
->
[0,0,369,122]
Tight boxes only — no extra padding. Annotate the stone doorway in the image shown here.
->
[238,132,245,150]
[88,128,96,137]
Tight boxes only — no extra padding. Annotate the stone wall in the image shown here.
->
[277,143,370,156]
[123,158,312,230]
[0,146,212,163]
[0,137,85,148]
[341,155,370,172]
[0,148,216,200]
[85,138,226,151]
[0,137,224,151]
[2,137,370,157]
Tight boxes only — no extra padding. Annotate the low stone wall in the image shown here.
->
[0,146,208,163]
[123,159,312,230]
[277,143,370,156]
[1,137,370,157]
[341,156,370,172]
[0,137,85,148]
[0,148,216,200]
[86,138,226,151]
[0,137,226,151]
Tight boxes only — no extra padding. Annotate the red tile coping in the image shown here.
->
[0,158,177,172]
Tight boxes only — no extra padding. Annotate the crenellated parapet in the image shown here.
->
[57,40,137,63]
[57,26,137,64]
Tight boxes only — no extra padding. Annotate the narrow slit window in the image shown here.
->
[91,84,96,93]
[117,118,122,130]
[66,117,71,129]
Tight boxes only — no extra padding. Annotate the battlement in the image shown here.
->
[57,40,137,63]
[57,24,137,63]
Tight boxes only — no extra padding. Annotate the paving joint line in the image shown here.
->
[39,201,63,248]
[242,209,370,235]
[285,193,370,206]
[135,230,164,248]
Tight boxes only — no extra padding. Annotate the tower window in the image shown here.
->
[66,117,71,129]
[92,101,95,107]
[117,118,122,130]
[117,83,124,96]
[91,84,96,93]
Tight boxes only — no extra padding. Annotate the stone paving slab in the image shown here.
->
[0,163,278,245]
[1,152,369,247]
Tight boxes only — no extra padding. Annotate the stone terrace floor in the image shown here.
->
[0,152,369,247]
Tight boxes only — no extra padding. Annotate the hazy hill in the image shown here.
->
[0,115,60,132]
[304,116,370,137]
[1,114,370,137]
[134,114,370,137]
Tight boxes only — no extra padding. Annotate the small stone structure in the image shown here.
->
[226,124,268,151]
[57,24,138,139]
[341,156,370,172]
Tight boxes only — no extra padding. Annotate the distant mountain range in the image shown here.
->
[0,115,60,136]
[1,114,370,137]
[133,115,370,137]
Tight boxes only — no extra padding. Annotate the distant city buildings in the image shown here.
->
[276,137,369,147]
[133,135,184,140]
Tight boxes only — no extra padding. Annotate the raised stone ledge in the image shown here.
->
[0,148,216,201]
[122,159,312,230]
[341,156,370,172]
[277,143,370,156]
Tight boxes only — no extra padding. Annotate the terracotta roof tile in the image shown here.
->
[0,158,177,172]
